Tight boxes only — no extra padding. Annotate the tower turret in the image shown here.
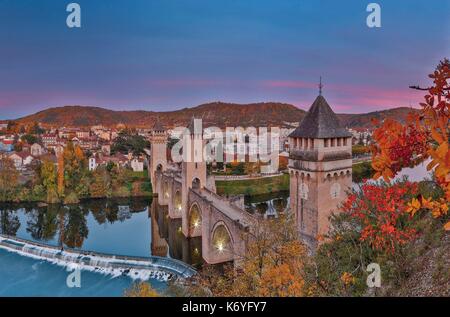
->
[149,119,168,189]
[288,95,352,248]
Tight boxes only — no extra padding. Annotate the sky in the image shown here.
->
[0,0,449,119]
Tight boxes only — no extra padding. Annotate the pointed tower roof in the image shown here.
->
[152,118,166,133]
[289,95,351,139]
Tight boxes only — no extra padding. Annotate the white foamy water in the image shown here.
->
[0,235,195,282]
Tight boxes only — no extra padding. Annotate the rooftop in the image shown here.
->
[289,95,352,139]
[152,119,166,132]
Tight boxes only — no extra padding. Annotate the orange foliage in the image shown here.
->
[188,215,307,297]
[57,153,64,196]
[371,60,450,230]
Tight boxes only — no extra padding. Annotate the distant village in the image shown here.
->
[0,121,373,182]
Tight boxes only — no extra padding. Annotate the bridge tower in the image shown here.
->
[149,120,168,191]
[288,94,352,248]
[181,117,207,237]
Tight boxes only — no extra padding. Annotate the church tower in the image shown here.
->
[149,120,168,190]
[288,93,352,248]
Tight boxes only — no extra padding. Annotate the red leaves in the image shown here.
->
[341,181,418,253]
[371,60,449,230]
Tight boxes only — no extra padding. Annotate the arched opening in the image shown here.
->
[156,164,163,173]
[189,203,202,236]
[192,177,201,190]
[163,181,170,198]
[212,223,233,254]
[174,190,182,214]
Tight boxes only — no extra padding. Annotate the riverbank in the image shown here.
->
[352,161,375,183]
[0,170,152,204]
[216,174,289,196]
[216,163,378,196]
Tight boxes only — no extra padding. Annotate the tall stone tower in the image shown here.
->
[288,94,352,248]
[182,117,207,191]
[181,117,207,237]
[149,120,168,189]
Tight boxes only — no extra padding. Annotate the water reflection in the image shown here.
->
[0,198,204,267]
[150,199,203,268]
[0,198,151,257]
[244,191,290,218]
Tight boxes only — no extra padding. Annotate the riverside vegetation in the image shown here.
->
[0,141,152,204]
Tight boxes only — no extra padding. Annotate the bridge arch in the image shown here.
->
[211,221,234,254]
[173,190,182,215]
[163,180,170,198]
[188,202,202,237]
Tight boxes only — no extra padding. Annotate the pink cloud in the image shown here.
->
[262,80,425,113]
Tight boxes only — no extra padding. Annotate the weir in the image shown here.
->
[0,234,196,280]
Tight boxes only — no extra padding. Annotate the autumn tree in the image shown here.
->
[371,59,449,230]
[184,214,308,297]
[60,142,89,203]
[20,134,38,145]
[0,156,19,201]
[89,166,112,198]
[244,161,260,176]
[41,160,60,203]
[111,129,150,156]
[124,282,160,297]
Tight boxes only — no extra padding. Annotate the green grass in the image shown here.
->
[123,170,152,197]
[352,161,374,183]
[130,170,149,180]
[216,174,289,196]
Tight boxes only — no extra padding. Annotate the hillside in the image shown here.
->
[9,102,418,130]
[338,107,419,129]
[13,102,305,129]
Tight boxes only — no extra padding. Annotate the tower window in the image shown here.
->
[310,139,314,149]
[324,138,328,147]
[337,138,341,146]
[330,138,335,147]
[343,138,348,146]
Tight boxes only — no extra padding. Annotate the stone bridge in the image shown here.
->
[152,168,254,264]
[145,121,258,265]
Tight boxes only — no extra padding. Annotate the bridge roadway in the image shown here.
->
[196,187,254,228]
